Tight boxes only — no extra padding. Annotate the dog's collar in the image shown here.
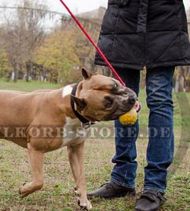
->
[70,84,94,129]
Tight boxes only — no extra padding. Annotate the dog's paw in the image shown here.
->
[19,185,29,198]
[77,198,92,210]
[19,181,43,198]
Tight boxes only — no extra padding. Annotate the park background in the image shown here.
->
[0,1,189,210]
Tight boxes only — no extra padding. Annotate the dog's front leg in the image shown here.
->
[67,142,92,210]
[19,143,44,197]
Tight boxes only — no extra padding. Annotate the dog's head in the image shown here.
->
[72,68,137,121]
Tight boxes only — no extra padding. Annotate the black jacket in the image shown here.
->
[95,0,190,70]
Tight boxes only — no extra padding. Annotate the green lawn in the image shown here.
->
[0,80,190,211]
[0,79,60,91]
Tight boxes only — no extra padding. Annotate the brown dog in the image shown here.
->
[0,69,136,210]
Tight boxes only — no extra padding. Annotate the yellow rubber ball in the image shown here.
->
[119,108,138,125]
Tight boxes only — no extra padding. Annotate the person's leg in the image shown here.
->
[135,66,174,211]
[145,66,174,192]
[88,67,140,199]
[111,68,140,189]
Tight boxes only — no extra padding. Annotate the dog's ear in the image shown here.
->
[82,68,92,80]
[71,95,87,112]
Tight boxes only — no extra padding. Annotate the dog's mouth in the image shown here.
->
[103,108,130,121]
[83,99,138,122]
[103,101,135,121]
[78,92,138,122]
[83,97,137,122]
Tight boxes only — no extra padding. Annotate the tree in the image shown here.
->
[0,49,9,78]
[1,0,48,81]
[35,29,80,84]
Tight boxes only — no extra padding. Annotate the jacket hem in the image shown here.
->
[95,60,190,71]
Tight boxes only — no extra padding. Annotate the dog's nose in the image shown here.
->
[122,95,136,106]
[128,96,136,105]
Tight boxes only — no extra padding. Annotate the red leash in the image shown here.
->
[59,0,125,86]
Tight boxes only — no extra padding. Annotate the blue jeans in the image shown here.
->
[111,67,174,193]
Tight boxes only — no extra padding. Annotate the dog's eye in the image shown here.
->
[114,83,118,89]
[104,96,114,109]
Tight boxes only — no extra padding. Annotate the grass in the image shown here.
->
[0,79,60,91]
[0,79,190,211]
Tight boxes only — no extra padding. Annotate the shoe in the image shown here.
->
[135,189,166,211]
[87,181,136,199]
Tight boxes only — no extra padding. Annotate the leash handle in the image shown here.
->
[59,0,125,86]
